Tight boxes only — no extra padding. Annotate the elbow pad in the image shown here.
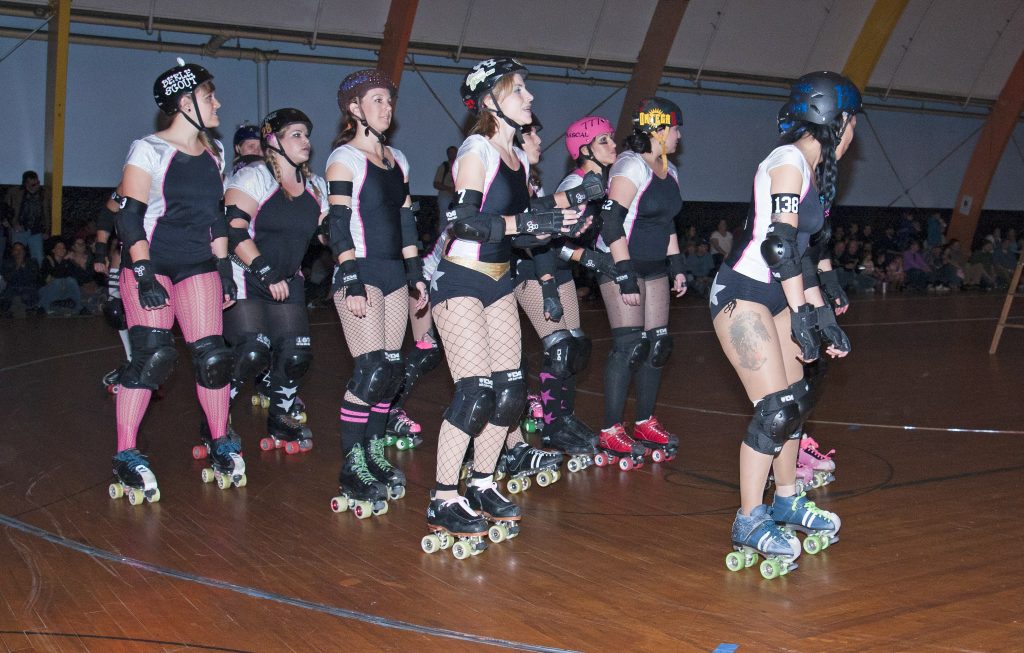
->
[400,206,419,249]
[760,222,801,281]
[226,205,254,252]
[327,204,355,257]
[115,197,149,247]
[449,203,504,243]
[562,171,606,206]
[598,199,628,245]
[801,254,820,289]
[97,205,117,233]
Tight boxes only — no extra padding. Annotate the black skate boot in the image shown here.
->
[109,448,160,505]
[495,442,563,493]
[261,412,313,454]
[422,494,488,559]
[542,415,597,473]
[331,443,389,518]
[466,479,522,543]
[202,435,247,489]
[102,362,127,395]
[365,435,406,500]
[193,419,242,460]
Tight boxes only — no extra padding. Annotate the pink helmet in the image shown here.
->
[565,116,614,160]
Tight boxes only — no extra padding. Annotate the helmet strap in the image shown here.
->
[652,129,669,173]
[580,144,610,181]
[180,90,208,132]
[484,90,524,140]
[354,99,392,170]
[267,136,304,183]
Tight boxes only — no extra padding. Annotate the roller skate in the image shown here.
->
[385,408,423,450]
[771,492,841,555]
[466,478,521,543]
[632,416,679,463]
[330,443,389,518]
[422,495,488,559]
[259,413,313,454]
[725,504,801,579]
[596,424,645,471]
[102,363,126,395]
[201,436,247,490]
[250,371,271,409]
[495,442,563,493]
[541,415,596,473]
[289,396,308,424]
[192,420,242,460]
[793,462,815,495]
[798,435,836,489]
[109,448,160,505]
[520,393,544,434]
[365,435,406,500]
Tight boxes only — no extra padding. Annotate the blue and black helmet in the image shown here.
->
[778,71,862,132]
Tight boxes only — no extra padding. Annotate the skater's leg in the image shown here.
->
[600,279,645,429]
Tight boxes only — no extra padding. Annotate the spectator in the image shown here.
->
[885,250,905,292]
[925,212,946,248]
[993,238,1018,284]
[876,225,901,263]
[4,170,50,265]
[708,219,732,270]
[683,241,715,297]
[902,240,934,291]
[38,239,82,314]
[965,241,998,289]
[432,145,457,216]
[1006,228,1018,256]
[0,241,41,317]
[67,235,102,312]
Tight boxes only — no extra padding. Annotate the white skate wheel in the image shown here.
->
[536,470,552,487]
[330,496,348,513]
[567,458,581,473]
[452,541,471,560]
[422,534,440,553]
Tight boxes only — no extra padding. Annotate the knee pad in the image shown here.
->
[490,369,527,427]
[541,330,577,379]
[609,327,649,373]
[120,326,178,390]
[232,332,272,382]
[347,350,391,404]
[102,297,127,331]
[406,338,442,385]
[444,376,495,436]
[569,328,591,374]
[273,334,313,383]
[646,327,674,368]
[745,388,802,455]
[787,377,812,436]
[382,350,405,399]
[189,335,233,389]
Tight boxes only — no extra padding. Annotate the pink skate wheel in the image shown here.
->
[259,437,274,451]
[593,453,607,467]
[651,449,665,463]
[192,445,207,460]
[284,441,300,455]
[619,458,634,471]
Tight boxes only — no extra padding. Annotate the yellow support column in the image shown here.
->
[45,0,72,236]
[842,0,908,92]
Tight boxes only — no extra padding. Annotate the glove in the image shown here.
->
[667,253,685,279]
[540,278,563,322]
[816,305,851,354]
[560,246,616,278]
[790,303,821,362]
[217,257,236,301]
[818,269,849,310]
[562,171,605,206]
[515,209,565,236]
[404,256,425,291]
[613,260,640,296]
[336,259,366,298]
[249,255,284,288]
[131,259,170,309]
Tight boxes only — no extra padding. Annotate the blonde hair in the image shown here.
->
[264,137,321,203]
[469,75,517,138]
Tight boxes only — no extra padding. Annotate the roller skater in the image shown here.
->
[384,321,442,450]
[771,492,841,555]
[365,434,407,499]
[465,478,521,543]
[331,443,389,519]
[495,441,563,493]
[201,435,247,490]
[422,495,488,559]
[725,504,801,580]
[109,448,160,505]
[193,418,242,460]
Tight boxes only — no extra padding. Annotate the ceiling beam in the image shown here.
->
[842,0,909,92]
[614,0,690,142]
[947,48,1024,247]
[377,0,418,89]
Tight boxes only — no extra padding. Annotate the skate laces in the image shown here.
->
[214,436,241,455]
[115,448,149,467]
[443,495,479,516]
[349,446,380,485]
[636,416,672,442]
[368,437,395,470]
[802,437,835,459]
[601,425,632,446]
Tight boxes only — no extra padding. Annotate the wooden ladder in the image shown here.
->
[989,254,1024,354]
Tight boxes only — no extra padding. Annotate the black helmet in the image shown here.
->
[780,71,862,128]
[522,112,542,135]
[460,57,528,113]
[337,69,396,114]
[153,58,213,115]
[632,97,682,133]
[233,124,261,149]
[260,108,313,143]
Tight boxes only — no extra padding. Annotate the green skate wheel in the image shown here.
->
[725,551,745,572]
[109,483,124,500]
[507,478,522,494]
[452,541,471,560]
[422,534,440,553]
[760,559,780,580]
[396,437,410,450]
[384,435,397,447]
[330,496,348,513]
[803,534,822,555]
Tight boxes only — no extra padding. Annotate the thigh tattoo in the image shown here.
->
[729,311,772,371]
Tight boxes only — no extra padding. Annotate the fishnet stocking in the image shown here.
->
[336,285,408,406]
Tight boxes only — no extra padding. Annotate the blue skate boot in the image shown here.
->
[771,492,841,555]
[726,504,801,579]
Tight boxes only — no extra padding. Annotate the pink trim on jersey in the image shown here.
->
[624,176,653,244]
[732,176,763,280]
[147,156,175,244]
[355,160,369,256]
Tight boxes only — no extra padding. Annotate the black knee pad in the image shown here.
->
[347,350,391,404]
[273,334,313,384]
[745,388,802,455]
[406,339,442,385]
[232,331,272,382]
[787,377,812,437]
[120,326,178,390]
[444,376,495,436]
[490,369,527,427]
[541,330,577,379]
[102,296,127,331]
[382,350,405,399]
[646,327,674,368]
[189,335,234,389]
[609,327,649,373]
[569,328,591,374]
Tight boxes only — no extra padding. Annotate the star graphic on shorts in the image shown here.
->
[710,279,726,306]
[430,269,444,292]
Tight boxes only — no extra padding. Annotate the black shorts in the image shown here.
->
[596,257,668,283]
[708,264,787,320]
[430,257,512,307]
[513,257,573,286]
[333,258,406,296]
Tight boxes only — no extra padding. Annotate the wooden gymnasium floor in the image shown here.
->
[0,290,1022,653]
